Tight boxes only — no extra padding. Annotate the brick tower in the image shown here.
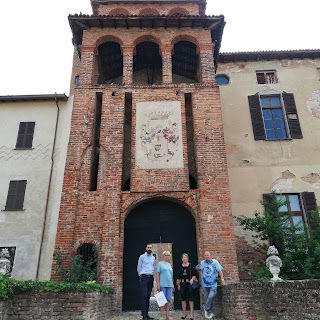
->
[53,0,239,309]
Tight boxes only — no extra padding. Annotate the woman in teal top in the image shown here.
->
[156,251,174,320]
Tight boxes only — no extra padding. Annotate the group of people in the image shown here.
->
[137,244,225,320]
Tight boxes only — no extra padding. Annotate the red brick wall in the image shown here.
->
[96,3,201,16]
[235,236,266,280]
[0,291,115,320]
[218,280,320,320]
[91,0,203,16]
[53,17,239,308]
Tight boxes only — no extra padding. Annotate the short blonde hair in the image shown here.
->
[181,253,189,259]
[162,250,171,256]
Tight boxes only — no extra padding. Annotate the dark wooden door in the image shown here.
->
[122,199,199,311]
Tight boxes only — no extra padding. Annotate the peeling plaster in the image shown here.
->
[241,159,251,167]
[271,170,296,192]
[281,169,296,179]
[307,90,320,119]
[302,173,320,188]
[219,63,247,74]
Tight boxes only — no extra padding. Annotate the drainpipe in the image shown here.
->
[36,94,60,279]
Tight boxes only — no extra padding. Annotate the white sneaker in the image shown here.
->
[204,307,209,319]
[207,312,214,319]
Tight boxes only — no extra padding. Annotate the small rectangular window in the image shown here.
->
[0,247,16,276]
[256,70,278,84]
[275,194,305,234]
[15,122,35,149]
[260,95,287,140]
[5,180,27,211]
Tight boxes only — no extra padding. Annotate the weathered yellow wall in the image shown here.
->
[217,58,320,240]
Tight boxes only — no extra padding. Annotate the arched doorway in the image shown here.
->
[122,199,199,311]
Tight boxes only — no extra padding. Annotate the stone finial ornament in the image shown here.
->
[266,245,283,282]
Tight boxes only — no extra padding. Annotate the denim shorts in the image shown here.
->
[160,287,173,302]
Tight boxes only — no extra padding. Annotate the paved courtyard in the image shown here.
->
[107,311,223,319]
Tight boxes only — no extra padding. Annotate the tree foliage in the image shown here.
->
[235,195,320,280]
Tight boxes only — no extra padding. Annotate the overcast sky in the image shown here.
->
[0,0,319,95]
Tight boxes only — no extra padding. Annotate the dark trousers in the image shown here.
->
[139,275,154,317]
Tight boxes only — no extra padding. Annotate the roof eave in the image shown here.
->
[218,49,320,63]
[0,94,68,103]
[69,14,225,46]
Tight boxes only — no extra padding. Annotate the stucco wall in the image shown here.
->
[0,97,73,280]
[217,58,320,279]
[217,58,320,236]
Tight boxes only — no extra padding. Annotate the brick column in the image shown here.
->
[123,46,134,85]
[79,45,96,86]
[192,86,240,284]
[199,44,215,83]
[162,45,173,84]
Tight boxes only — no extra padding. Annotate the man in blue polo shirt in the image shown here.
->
[196,251,225,319]
[137,244,156,320]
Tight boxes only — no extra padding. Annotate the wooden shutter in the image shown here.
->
[301,192,318,233]
[263,193,273,203]
[248,94,266,140]
[262,193,275,245]
[282,93,303,139]
[15,122,35,149]
[5,180,27,210]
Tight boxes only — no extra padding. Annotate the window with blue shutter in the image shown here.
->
[248,92,302,140]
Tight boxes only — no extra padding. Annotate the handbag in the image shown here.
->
[191,280,200,290]
[189,264,200,290]
[154,291,167,307]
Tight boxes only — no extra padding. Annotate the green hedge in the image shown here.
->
[0,275,114,300]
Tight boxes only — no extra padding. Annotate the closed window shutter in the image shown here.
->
[248,94,266,140]
[15,122,35,148]
[263,193,273,203]
[5,180,27,210]
[5,181,18,210]
[16,122,27,148]
[301,192,317,233]
[262,193,275,245]
[282,93,303,139]
[25,122,35,148]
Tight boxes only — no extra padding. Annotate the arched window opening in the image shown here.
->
[172,41,199,83]
[109,8,130,15]
[139,8,160,15]
[98,41,123,84]
[77,243,98,272]
[168,8,189,16]
[133,41,162,84]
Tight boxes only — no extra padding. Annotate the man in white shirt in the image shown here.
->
[137,244,156,320]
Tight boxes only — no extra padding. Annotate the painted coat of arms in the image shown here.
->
[136,101,184,169]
